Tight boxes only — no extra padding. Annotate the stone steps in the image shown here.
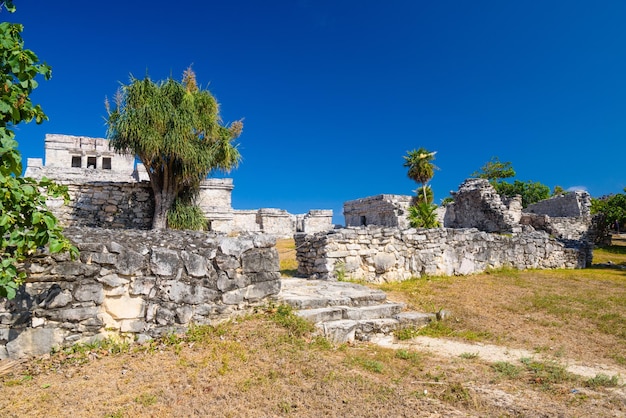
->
[275,278,436,343]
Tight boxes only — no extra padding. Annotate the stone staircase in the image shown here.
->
[274,278,435,343]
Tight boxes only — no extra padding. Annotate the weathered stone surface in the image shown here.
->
[97,273,130,288]
[51,262,100,277]
[1,228,283,359]
[73,282,104,303]
[181,251,211,277]
[242,248,279,273]
[150,247,181,277]
[44,306,99,322]
[116,249,145,275]
[5,328,67,358]
[444,179,521,233]
[102,294,145,320]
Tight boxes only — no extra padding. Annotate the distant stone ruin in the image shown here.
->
[25,134,333,236]
[298,178,594,282]
[443,178,523,232]
[344,195,414,229]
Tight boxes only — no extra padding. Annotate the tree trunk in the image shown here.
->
[152,190,176,230]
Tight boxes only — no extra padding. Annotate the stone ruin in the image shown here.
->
[296,178,594,282]
[1,228,281,359]
[25,134,334,236]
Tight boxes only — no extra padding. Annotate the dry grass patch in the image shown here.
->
[376,266,626,369]
[277,238,298,277]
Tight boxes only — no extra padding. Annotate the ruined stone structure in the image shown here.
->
[444,178,523,232]
[298,179,593,282]
[25,134,333,236]
[295,226,586,282]
[1,228,280,359]
[344,195,414,229]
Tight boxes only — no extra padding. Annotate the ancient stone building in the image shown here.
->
[343,195,414,229]
[26,134,333,236]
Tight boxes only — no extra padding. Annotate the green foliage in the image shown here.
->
[415,185,433,204]
[0,7,77,299]
[408,202,440,229]
[106,67,243,229]
[552,185,565,196]
[472,157,550,207]
[393,326,421,341]
[269,304,315,337]
[492,361,521,378]
[440,196,454,206]
[403,148,438,203]
[492,179,550,208]
[166,199,208,231]
[471,156,515,182]
[591,192,626,237]
[585,373,620,388]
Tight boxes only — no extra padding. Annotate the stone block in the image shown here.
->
[73,282,104,303]
[102,294,145,320]
[150,247,180,277]
[6,327,67,358]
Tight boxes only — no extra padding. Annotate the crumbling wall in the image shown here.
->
[443,179,522,232]
[0,228,280,359]
[295,226,587,283]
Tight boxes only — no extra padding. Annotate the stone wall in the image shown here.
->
[524,191,591,218]
[297,210,335,234]
[43,134,135,173]
[0,228,280,359]
[295,226,586,283]
[46,180,154,229]
[443,179,523,232]
[344,195,414,229]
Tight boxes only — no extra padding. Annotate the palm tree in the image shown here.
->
[403,148,438,202]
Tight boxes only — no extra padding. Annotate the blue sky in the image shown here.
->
[7,1,626,225]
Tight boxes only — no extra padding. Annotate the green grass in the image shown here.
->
[268,304,316,337]
[593,245,626,265]
[345,355,384,373]
[585,373,620,388]
[492,361,521,378]
[459,352,480,360]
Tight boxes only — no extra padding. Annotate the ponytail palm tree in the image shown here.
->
[106,68,242,230]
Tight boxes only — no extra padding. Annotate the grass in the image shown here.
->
[1,239,625,416]
[277,238,298,276]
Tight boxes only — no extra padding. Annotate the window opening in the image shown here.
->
[87,156,97,169]
[102,157,112,170]
[71,156,81,168]
[360,216,367,226]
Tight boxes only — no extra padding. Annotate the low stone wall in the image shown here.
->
[295,226,587,282]
[0,228,280,359]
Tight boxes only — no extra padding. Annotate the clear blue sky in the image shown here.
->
[7,1,626,225]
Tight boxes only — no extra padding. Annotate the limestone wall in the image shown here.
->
[295,226,587,283]
[524,191,591,218]
[43,134,134,173]
[44,181,154,229]
[343,195,413,229]
[297,210,335,234]
[444,179,523,232]
[0,228,280,359]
